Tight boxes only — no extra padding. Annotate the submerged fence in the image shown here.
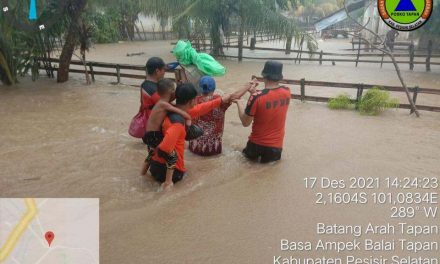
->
[187,39,440,71]
[251,76,440,113]
[38,58,185,83]
[221,45,439,71]
[37,58,439,113]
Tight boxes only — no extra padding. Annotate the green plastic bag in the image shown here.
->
[172,40,226,77]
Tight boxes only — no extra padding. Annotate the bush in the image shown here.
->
[328,93,353,109]
[358,87,399,115]
[88,10,121,44]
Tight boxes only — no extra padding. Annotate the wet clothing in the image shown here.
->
[150,160,185,183]
[150,97,222,182]
[243,141,282,163]
[189,95,231,156]
[143,131,164,149]
[141,80,161,122]
[245,86,291,149]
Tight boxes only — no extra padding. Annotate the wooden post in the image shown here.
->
[426,39,432,72]
[285,35,293,55]
[50,64,54,78]
[410,86,419,114]
[250,37,256,50]
[89,62,95,82]
[380,51,385,68]
[298,35,304,64]
[356,34,361,67]
[319,50,323,65]
[355,83,364,109]
[238,16,244,62]
[116,64,121,83]
[409,41,415,70]
[300,78,305,102]
[352,38,355,51]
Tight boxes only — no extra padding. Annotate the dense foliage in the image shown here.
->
[328,87,399,115]
[328,93,353,109]
[88,10,121,43]
[0,0,67,84]
[358,87,399,115]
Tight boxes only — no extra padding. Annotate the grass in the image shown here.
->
[328,93,354,110]
[358,87,400,115]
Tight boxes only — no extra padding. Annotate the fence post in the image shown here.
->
[355,83,364,109]
[300,78,305,102]
[285,35,293,55]
[298,35,304,64]
[410,86,419,114]
[319,50,323,65]
[426,39,432,72]
[89,62,95,82]
[51,64,55,78]
[409,41,414,70]
[356,34,361,67]
[116,64,121,84]
[250,37,256,50]
[380,51,385,68]
[352,38,355,51]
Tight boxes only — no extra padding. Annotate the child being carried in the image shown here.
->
[141,78,191,176]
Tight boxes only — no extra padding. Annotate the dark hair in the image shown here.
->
[146,57,165,75]
[157,78,175,96]
[175,83,198,105]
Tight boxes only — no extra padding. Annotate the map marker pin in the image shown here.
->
[45,231,55,247]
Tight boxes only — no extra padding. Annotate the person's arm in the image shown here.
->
[235,100,253,127]
[231,79,259,100]
[161,102,192,120]
[188,96,227,119]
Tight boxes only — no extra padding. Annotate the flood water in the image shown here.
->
[1,40,440,263]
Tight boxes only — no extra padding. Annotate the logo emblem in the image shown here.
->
[378,0,433,31]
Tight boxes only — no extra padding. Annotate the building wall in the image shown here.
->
[362,2,410,41]
[136,14,173,32]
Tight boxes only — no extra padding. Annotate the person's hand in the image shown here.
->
[248,78,259,93]
[185,119,192,126]
[161,181,174,191]
[248,86,257,94]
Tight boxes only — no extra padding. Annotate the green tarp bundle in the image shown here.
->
[172,40,226,77]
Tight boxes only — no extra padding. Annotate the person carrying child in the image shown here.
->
[149,83,235,190]
[140,79,192,176]
[189,76,257,156]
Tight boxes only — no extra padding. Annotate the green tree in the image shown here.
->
[142,0,317,56]
[0,0,69,85]
[416,0,440,49]
[57,0,88,83]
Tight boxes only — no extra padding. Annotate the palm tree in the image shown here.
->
[0,0,67,85]
[57,0,88,83]
[141,0,317,57]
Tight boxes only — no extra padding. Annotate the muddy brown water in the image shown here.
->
[1,40,440,263]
